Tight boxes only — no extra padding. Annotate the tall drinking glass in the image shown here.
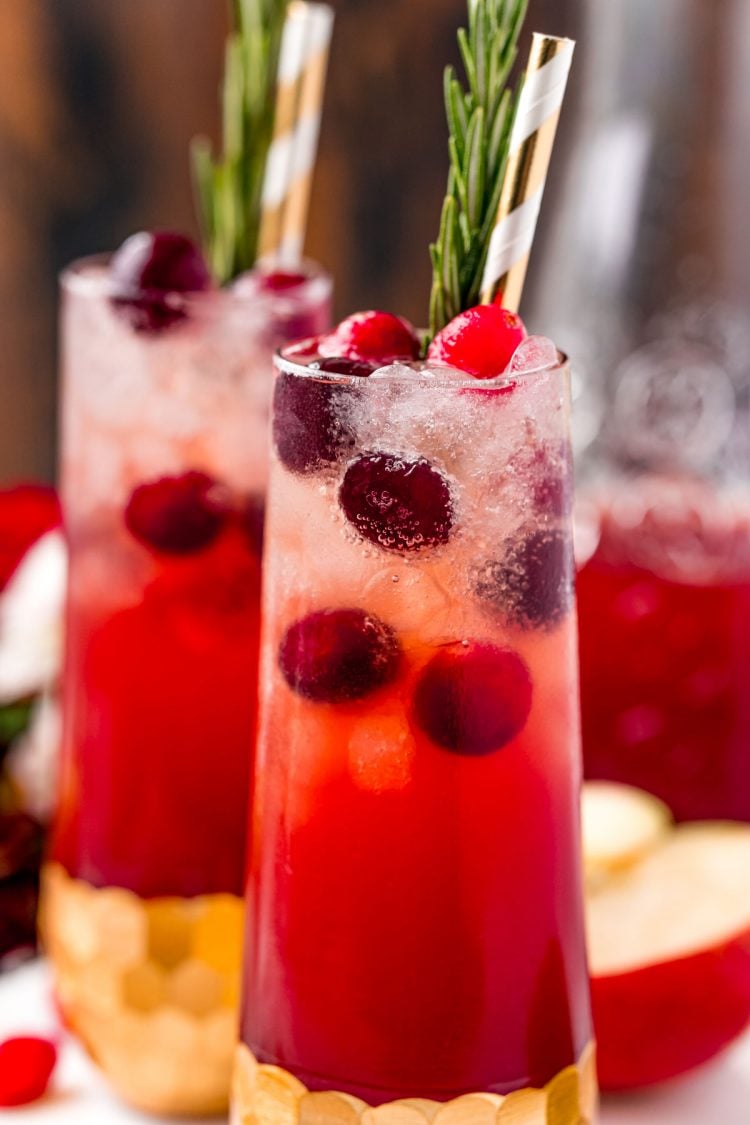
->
[526,0,750,823]
[42,257,331,1115]
[235,345,596,1123]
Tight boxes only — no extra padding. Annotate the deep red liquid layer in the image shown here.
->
[578,539,750,823]
[51,525,261,898]
[241,633,591,1102]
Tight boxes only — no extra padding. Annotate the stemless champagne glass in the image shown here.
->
[43,251,331,1115]
[234,342,596,1124]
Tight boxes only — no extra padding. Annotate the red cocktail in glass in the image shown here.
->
[235,317,595,1123]
[43,242,331,1115]
[578,478,750,823]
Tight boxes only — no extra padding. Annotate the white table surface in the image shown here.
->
[2,961,749,1123]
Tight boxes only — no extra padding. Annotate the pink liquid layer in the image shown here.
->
[578,494,750,823]
[242,627,590,1102]
[51,525,260,898]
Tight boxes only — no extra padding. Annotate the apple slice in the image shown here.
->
[582,781,672,887]
[586,820,750,1090]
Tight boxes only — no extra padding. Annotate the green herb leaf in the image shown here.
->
[428,0,528,340]
[192,0,289,284]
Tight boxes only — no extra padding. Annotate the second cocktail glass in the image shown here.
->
[236,344,595,1122]
[43,254,331,1115]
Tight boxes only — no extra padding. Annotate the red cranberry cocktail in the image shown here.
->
[43,233,331,1115]
[235,309,595,1121]
[578,478,750,822]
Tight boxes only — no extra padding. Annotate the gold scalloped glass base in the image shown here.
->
[232,1042,598,1125]
[40,862,244,1116]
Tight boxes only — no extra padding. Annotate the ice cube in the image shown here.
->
[362,566,452,634]
[348,711,415,793]
[370,362,418,380]
[508,335,559,374]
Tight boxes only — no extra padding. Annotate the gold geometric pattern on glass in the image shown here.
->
[232,1041,598,1125]
[40,862,244,1115]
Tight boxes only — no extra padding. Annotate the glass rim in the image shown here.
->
[274,343,569,393]
[60,252,332,308]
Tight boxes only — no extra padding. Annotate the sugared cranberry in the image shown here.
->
[339,453,454,553]
[257,269,308,292]
[316,357,378,378]
[427,305,527,380]
[413,642,532,755]
[279,608,401,703]
[0,1037,57,1107]
[475,528,573,629]
[272,370,357,475]
[319,311,421,364]
[241,494,266,556]
[110,231,212,333]
[124,471,227,555]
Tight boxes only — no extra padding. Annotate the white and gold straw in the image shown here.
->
[480,33,575,310]
[258,1,334,264]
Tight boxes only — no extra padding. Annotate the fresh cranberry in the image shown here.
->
[272,370,357,475]
[257,269,308,292]
[0,1037,57,1107]
[413,642,532,755]
[110,231,212,333]
[316,357,378,378]
[427,305,527,380]
[279,609,401,703]
[475,528,573,629]
[339,453,454,553]
[319,311,421,364]
[241,495,266,556]
[124,471,228,554]
[0,485,60,592]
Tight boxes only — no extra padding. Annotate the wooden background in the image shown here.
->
[0,0,581,480]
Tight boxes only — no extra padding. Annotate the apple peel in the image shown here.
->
[586,820,750,1090]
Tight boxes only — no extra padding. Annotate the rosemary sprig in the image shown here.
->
[429,0,528,340]
[192,0,288,284]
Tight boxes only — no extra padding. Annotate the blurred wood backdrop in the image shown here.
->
[0,0,580,481]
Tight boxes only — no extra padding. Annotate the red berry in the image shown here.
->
[256,269,308,292]
[110,231,212,334]
[474,528,573,629]
[0,485,60,591]
[124,471,227,555]
[0,1037,57,1107]
[272,370,357,475]
[279,609,401,703]
[427,305,527,380]
[339,453,454,553]
[317,357,378,378]
[319,311,421,364]
[413,643,532,755]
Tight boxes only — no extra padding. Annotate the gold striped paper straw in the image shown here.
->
[258,1,334,264]
[480,33,575,310]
